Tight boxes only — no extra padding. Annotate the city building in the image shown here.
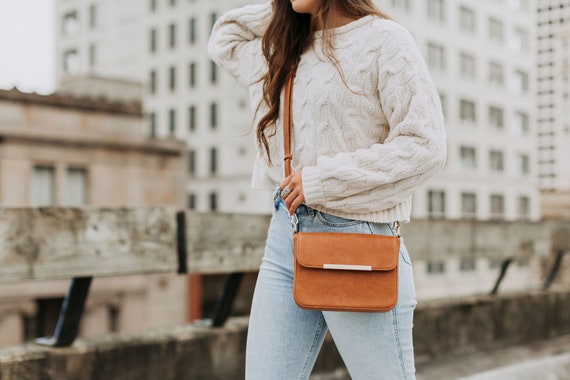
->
[0,86,187,345]
[536,1,570,218]
[53,0,542,300]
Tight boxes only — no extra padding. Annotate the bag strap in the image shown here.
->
[282,65,401,237]
[283,67,297,178]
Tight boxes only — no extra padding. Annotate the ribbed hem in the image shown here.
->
[309,198,413,224]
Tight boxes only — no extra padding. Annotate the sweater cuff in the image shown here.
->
[302,166,325,207]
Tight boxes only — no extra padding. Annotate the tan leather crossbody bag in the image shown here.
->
[283,69,400,312]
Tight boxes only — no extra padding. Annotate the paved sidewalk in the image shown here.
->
[416,334,570,380]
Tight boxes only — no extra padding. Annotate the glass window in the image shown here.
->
[488,17,504,42]
[63,11,79,36]
[459,6,476,33]
[427,0,445,22]
[149,112,156,138]
[514,70,529,93]
[427,42,446,71]
[516,154,530,175]
[149,70,157,94]
[460,257,476,271]
[488,61,504,86]
[391,0,411,10]
[188,193,196,210]
[189,105,196,131]
[169,23,176,49]
[490,194,505,219]
[210,60,218,84]
[210,147,218,175]
[89,44,96,67]
[63,49,79,74]
[428,190,446,218]
[65,168,87,206]
[427,260,445,274]
[89,5,96,29]
[189,62,196,88]
[31,166,55,206]
[517,196,530,218]
[489,106,504,129]
[460,99,476,122]
[169,66,176,92]
[210,102,218,129]
[189,18,196,44]
[513,27,529,52]
[188,150,196,176]
[461,193,477,218]
[513,112,529,135]
[209,192,218,212]
[150,29,157,53]
[460,52,476,78]
[460,146,477,170]
[489,150,504,172]
[169,109,176,136]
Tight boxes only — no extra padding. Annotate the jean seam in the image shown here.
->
[392,307,409,379]
[298,314,326,380]
[315,211,363,227]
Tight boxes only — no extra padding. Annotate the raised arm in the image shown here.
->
[208,2,272,87]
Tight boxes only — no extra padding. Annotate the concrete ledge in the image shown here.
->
[1,290,569,380]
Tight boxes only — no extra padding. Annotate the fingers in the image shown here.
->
[279,170,304,215]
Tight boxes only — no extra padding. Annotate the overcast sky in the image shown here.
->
[0,0,55,94]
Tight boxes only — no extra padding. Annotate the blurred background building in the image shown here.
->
[2,0,567,345]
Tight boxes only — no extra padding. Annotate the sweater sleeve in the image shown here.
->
[207,2,272,88]
[302,23,447,215]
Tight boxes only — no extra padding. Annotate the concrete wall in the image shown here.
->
[1,290,569,380]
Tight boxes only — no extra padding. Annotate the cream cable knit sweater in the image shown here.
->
[208,3,447,223]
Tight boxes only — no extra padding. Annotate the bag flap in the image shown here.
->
[294,232,400,271]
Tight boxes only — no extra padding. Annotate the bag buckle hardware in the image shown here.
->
[291,214,299,233]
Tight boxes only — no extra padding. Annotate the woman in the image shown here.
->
[209,0,446,378]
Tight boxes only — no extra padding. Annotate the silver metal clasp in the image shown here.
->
[394,221,401,237]
[291,214,299,233]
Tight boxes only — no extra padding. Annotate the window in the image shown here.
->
[516,154,530,175]
[489,150,504,172]
[209,192,218,212]
[63,11,79,36]
[461,193,477,218]
[189,62,196,88]
[150,0,157,11]
[459,6,475,33]
[428,190,445,218]
[188,193,196,210]
[517,196,530,218]
[150,29,157,53]
[89,5,97,29]
[460,52,476,79]
[489,106,504,129]
[63,49,79,74]
[513,112,529,135]
[188,150,196,176]
[514,70,529,93]
[169,66,176,92]
[189,18,196,44]
[149,112,156,138]
[169,23,176,49]
[488,61,504,86]
[65,168,87,206]
[460,146,477,170]
[490,194,505,219]
[189,105,197,131]
[427,260,445,274]
[169,109,176,136]
[391,0,411,10]
[149,70,157,94]
[210,102,218,129]
[513,27,529,52]
[89,44,96,67]
[427,42,446,71]
[460,257,476,272]
[210,60,218,84]
[210,147,218,175]
[460,99,476,123]
[170,0,176,6]
[488,18,504,42]
[427,0,445,22]
[31,166,55,206]
[210,13,218,29]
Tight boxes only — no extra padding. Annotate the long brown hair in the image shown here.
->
[257,0,389,164]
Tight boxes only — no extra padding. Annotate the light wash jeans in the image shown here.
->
[245,191,417,379]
